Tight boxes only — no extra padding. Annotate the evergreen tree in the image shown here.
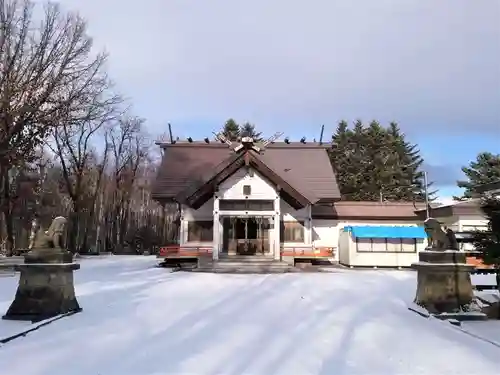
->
[364,120,392,201]
[349,120,372,200]
[386,122,435,202]
[240,122,263,142]
[221,119,240,141]
[472,196,500,289]
[330,121,357,199]
[220,119,264,142]
[456,152,500,200]
[329,120,433,202]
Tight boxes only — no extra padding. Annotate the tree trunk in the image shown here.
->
[80,230,89,254]
[111,202,120,250]
[67,201,81,254]
[0,166,14,256]
[95,190,105,253]
[81,188,100,254]
[118,199,129,250]
[4,208,14,257]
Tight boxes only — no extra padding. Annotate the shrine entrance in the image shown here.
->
[222,216,271,256]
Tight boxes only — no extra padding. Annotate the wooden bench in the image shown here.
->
[465,251,492,268]
[157,245,212,259]
[281,247,335,259]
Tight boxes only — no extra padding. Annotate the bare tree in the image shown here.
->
[77,147,109,253]
[26,147,51,249]
[0,132,174,257]
[0,0,108,255]
[0,1,174,257]
[48,88,120,252]
[107,116,147,251]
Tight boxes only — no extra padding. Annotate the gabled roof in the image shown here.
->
[180,149,311,209]
[151,141,341,206]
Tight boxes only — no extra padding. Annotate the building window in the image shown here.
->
[281,221,305,242]
[187,221,213,242]
[219,199,274,211]
[355,238,417,253]
[356,238,372,252]
[386,238,403,252]
[401,238,417,252]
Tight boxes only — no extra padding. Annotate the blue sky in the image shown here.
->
[53,0,500,202]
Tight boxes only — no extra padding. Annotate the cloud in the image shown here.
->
[423,163,464,187]
[56,0,499,135]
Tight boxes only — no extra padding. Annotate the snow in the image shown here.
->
[461,321,500,346]
[472,273,497,286]
[0,256,500,375]
[476,291,500,304]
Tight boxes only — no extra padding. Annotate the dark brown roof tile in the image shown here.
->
[313,201,427,220]
[152,143,232,200]
[414,199,483,218]
[152,141,340,203]
[259,146,339,202]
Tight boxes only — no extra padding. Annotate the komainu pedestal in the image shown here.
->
[411,218,487,320]
[2,217,82,323]
[413,250,475,314]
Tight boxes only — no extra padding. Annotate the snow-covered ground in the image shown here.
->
[0,256,499,375]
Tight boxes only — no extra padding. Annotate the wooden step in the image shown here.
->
[217,255,275,262]
[216,259,283,266]
[193,265,294,274]
[193,256,294,274]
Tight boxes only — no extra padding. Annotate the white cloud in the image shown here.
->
[53,0,500,134]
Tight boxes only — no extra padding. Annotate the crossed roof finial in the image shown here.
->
[213,130,284,154]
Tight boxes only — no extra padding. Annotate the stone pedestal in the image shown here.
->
[2,250,81,323]
[412,250,475,314]
[24,249,73,264]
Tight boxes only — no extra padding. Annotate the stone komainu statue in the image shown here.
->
[31,217,67,251]
[445,228,459,251]
[424,218,458,250]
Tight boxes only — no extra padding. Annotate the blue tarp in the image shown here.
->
[343,225,427,239]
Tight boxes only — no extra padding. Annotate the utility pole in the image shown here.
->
[319,124,325,145]
[424,171,430,219]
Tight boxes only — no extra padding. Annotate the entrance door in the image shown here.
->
[222,217,270,255]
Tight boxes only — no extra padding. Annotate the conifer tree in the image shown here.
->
[240,122,263,142]
[329,120,433,202]
[456,152,500,200]
[386,122,435,202]
[330,121,356,199]
[364,120,392,201]
[473,196,500,290]
[220,119,263,142]
[221,119,240,141]
[330,120,373,200]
